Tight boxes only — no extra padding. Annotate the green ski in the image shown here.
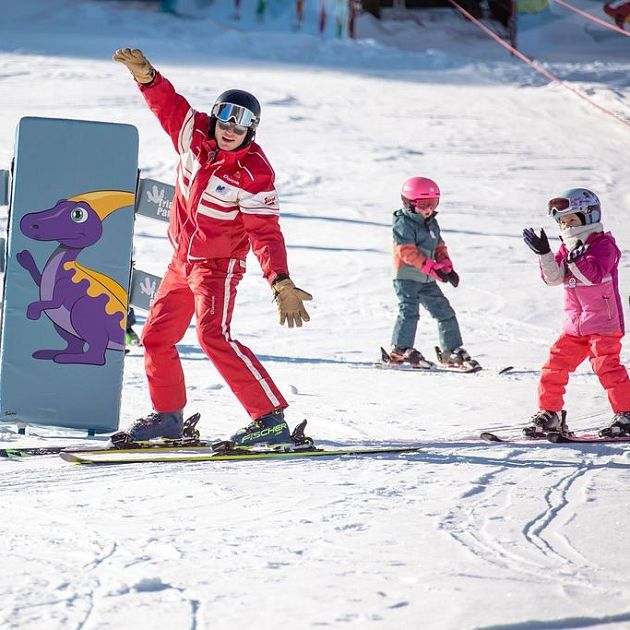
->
[60,445,420,465]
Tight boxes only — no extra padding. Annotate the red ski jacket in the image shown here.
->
[139,72,289,282]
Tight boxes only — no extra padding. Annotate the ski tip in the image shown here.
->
[480,432,503,442]
[59,452,82,463]
[498,366,514,375]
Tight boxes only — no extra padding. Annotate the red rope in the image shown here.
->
[553,0,630,37]
[445,0,630,129]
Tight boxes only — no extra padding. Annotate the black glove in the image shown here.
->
[436,269,460,288]
[523,228,550,255]
[567,240,588,263]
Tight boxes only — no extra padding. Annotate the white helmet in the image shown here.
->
[548,188,601,225]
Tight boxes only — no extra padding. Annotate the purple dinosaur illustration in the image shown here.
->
[17,190,135,365]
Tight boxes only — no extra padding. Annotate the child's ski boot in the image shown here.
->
[435,346,481,372]
[599,412,630,438]
[388,346,435,370]
[522,410,569,438]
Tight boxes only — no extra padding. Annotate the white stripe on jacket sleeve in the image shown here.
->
[539,252,564,286]
[177,108,196,154]
[238,189,280,216]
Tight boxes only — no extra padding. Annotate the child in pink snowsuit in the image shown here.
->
[522,188,630,438]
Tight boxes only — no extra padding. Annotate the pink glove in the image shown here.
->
[421,258,450,282]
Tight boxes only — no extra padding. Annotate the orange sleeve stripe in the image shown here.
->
[393,243,426,270]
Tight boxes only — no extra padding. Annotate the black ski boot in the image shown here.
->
[523,410,569,438]
[599,412,630,438]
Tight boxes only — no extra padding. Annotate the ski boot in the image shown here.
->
[228,409,294,450]
[522,410,569,439]
[125,307,141,347]
[111,410,184,445]
[388,346,435,370]
[125,326,141,347]
[599,412,630,438]
[435,346,481,372]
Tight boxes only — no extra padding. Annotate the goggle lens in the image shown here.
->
[216,120,248,136]
[411,198,439,212]
[212,102,257,128]
[548,197,571,217]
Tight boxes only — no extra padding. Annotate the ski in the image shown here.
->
[375,360,512,375]
[0,446,69,458]
[60,445,421,465]
[547,432,630,444]
[480,431,630,445]
[0,413,204,458]
[374,361,482,374]
[374,347,508,375]
[0,439,212,459]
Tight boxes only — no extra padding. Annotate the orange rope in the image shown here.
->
[553,0,630,37]
[445,0,630,129]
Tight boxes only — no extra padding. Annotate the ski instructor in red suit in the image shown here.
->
[113,48,312,447]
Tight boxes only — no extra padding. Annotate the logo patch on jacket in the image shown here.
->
[264,195,277,206]
[223,173,240,185]
[215,184,227,195]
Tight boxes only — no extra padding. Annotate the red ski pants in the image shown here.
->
[141,257,287,418]
[538,332,630,412]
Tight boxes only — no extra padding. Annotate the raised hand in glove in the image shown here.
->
[273,278,313,328]
[522,228,550,255]
[113,48,156,84]
[567,240,588,263]
[421,258,451,283]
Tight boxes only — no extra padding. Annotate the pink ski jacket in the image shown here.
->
[139,73,288,283]
[539,231,624,336]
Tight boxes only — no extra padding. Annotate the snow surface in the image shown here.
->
[1,1,630,628]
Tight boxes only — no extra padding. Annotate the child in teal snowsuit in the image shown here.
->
[389,177,478,370]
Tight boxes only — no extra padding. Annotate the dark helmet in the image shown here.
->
[210,89,261,148]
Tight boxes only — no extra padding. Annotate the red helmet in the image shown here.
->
[401,177,440,213]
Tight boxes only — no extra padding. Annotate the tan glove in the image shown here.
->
[273,278,313,328]
[113,48,156,84]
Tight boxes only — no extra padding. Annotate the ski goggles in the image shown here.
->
[409,198,439,212]
[212,102,258,129]
[547,197,573,219]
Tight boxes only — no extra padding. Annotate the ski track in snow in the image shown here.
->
[438,447,630,603]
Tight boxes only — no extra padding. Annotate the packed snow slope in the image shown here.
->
[1,1,629,629]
